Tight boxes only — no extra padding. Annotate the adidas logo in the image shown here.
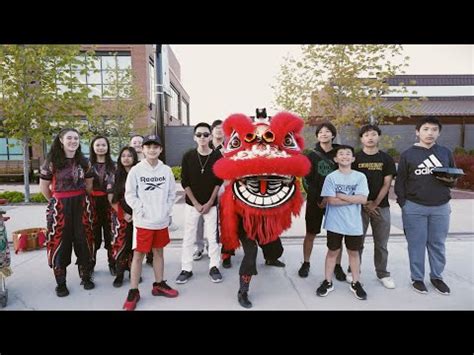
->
[414,154,443,175]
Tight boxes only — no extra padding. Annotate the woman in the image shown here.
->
[40,128,95,297]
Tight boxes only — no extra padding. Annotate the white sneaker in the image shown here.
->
[192,249,204,261]
[378,276,396,289]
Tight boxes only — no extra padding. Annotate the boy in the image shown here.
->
[353,124,397,289]
[395,117,456,295]
[123,134,178,310]
[176,122,224,284]
[299,122,347,280]
[317,145,369,300]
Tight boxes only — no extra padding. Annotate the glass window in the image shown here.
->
[88,84,102,98]
[101,56,116,70]
[8,139,22,155]
[117,56,132,70]
[0,138,8,154]
[170,85,179,119]
[181,99,189,123]
[87,70,102,84]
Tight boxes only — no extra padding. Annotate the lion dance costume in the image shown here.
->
[213,110,310,308]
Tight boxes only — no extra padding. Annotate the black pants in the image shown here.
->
[46,194,94,282]
[238,218,284,276]
[92,195,113,264]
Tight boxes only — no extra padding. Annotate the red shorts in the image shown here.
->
[135,227,170,253]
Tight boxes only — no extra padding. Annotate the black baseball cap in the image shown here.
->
[142,134,162,146]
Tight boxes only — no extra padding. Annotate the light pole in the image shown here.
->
[154,44,166,162]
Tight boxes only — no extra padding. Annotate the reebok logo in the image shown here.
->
[414,154,443,175]
[144,182,165,191]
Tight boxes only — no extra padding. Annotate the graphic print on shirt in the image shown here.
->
[140,176,166,191]
[335,184,357,195]
[414,154,443,175]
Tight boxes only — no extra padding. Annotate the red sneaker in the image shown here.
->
[123,289,140,310]
[152,281,179,298]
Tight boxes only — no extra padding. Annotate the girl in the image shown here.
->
[108,146,138,287]
[90,135,116,275]
[40,128,95,297]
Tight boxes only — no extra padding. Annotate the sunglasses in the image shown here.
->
[195,132,210,138]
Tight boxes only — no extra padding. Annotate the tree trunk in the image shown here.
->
[22,137,31,203]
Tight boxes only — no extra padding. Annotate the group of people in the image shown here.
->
[39,114,456,309]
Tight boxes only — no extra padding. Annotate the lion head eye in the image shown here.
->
[244,133,256,143]
[226,131,241,151]
[283,133,298,150]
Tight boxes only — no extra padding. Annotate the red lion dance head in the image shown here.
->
[213,111,311,251]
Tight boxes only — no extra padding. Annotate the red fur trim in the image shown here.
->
[269,112,305,149]
[219,185,240,251]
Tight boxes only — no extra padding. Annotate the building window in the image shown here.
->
[0,138,24,160]
[170,85,179,120]
[62,52,133,99]
[181,99,189,124]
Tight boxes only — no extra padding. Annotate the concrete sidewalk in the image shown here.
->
[1,183,473,310]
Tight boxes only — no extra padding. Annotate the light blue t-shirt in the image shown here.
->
[321,169,369,236]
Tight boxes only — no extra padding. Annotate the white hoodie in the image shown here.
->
[125,159,176,230]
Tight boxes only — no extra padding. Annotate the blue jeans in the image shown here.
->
[402,200,451,281]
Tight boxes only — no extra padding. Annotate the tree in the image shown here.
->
[86,56,148,154]
[0,45,97,202]
[272,45,420,144]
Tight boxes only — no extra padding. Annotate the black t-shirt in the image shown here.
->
[352,150,397,208]
[181,149,223,207]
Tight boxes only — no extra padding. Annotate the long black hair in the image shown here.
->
[46,128,89,170]
[89,135,115,172]
[112,146,139,204]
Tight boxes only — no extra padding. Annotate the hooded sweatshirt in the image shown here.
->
[394,143,455,207]
[125,159,176,230]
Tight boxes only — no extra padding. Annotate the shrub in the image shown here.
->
[386,148,400,158]
[454,155,474,190]
[454,146,467,155]
[0,191,24,203]
[30,193,48,203]
[171,166,182,181]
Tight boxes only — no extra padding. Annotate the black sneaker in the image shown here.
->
[176,270,193,284]
[334,264,347,282]
[265,259,286,267]
[113,274,124,288]
[238,290,252,309]
[222,257,232,269]
[298,262,310,278]
[350,281,367,300]
[412,280,428,294]
[55,283,69,297]
[316,280,334,297]
[82,277,95,290]
[109,263,117,276]
[209,266,223,283]
[430,279,450,295]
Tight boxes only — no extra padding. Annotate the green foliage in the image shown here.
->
[272,45,420,131]
[454,146,467,155]
[386,148,400,158]
[171,166,182,181]
[0,191,48,203]
[30,193,48,203]
[0,191,25,203]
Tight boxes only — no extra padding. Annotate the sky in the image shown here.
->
[170,45,473,125]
